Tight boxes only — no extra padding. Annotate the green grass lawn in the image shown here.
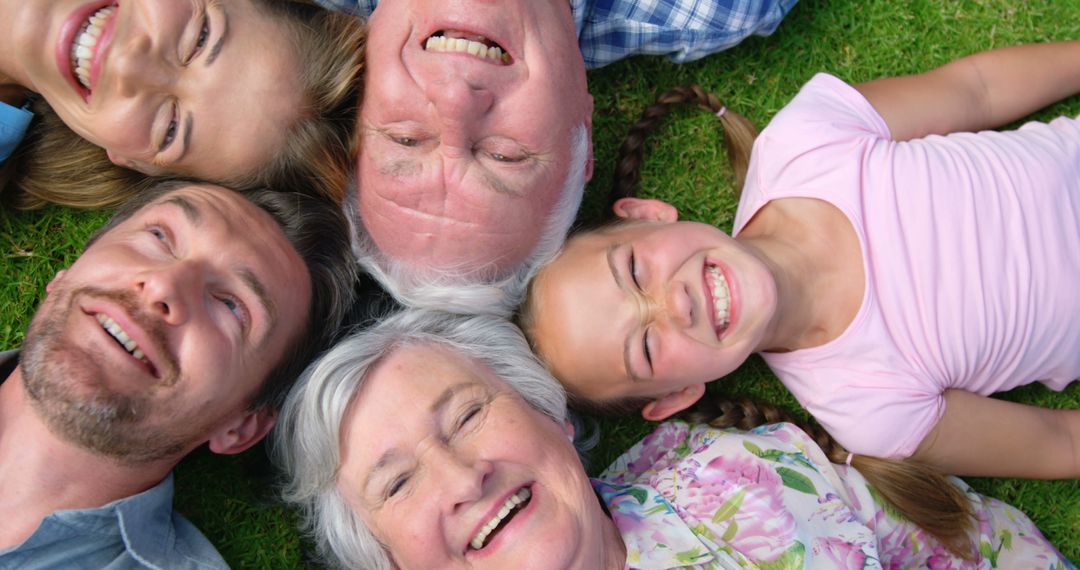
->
[2,0,1078,566]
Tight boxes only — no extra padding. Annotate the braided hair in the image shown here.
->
[610,85,758,208]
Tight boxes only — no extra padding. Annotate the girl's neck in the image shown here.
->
[737,197,865,353]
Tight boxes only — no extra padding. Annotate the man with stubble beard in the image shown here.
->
[0,181,356,568]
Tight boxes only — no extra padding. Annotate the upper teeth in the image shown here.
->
[96,313,145,362]
[425,35,509,63]
[71,6,116,90]
[469,487,531,550]
[707,265,731,331]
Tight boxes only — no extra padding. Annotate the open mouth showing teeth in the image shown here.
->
[469,487,531,551]
[96,313,149,365]
[70,5,116,90]
[706,264,731,336]
[425,30,510,64]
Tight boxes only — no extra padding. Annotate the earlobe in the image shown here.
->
[640,383,706,422]
[208,408,277,455]
[612,198,679,223]
[561,419,576,441]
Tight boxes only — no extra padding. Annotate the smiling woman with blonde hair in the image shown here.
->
[0,0,364,208]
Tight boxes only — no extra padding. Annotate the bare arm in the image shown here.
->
[911,389,1080,479]
[856,41,1080,141]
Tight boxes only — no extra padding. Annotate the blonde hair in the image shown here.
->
[2,0,365,209]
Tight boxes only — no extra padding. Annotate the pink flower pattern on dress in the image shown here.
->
[595,422,1074,570]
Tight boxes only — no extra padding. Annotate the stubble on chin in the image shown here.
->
[20,286,191,464]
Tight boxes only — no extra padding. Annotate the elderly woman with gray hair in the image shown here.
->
[273,311,1073,569]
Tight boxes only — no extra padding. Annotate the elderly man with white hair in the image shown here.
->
[320,0,799,311]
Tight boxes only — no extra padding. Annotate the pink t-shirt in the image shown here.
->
[733,73,1080,459]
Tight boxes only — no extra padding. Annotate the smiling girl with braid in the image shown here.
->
[519,41,1080,480]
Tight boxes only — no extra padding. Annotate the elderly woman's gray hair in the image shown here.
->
[273,310,569,570]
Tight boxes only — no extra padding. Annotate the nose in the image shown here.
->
[110,32,172,97]
[652,281,694,329]
[134,262,201,325]
[437,448,494,513]
[427,76,494,135]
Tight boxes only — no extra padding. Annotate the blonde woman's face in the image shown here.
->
[14,0,302,180]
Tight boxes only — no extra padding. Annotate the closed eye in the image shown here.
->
[386,472,412,498]
[642,328,653,369]
[456,404,483,432]
[629,250,642,290]
[487,151,526,163]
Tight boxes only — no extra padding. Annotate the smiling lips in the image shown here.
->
[95,312,156,374]
[469,486,532,551]
[70,5,116,90]
[424,30,510,64]
[705,263,732,338]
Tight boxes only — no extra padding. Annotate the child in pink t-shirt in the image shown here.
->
[520,41,1080,479]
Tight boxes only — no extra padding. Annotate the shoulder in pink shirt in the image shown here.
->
[733,73,1080,458]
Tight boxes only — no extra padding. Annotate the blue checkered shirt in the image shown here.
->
[314,0,798,69]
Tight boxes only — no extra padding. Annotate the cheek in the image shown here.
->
[373,503,444,564]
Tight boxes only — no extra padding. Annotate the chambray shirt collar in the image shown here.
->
[113,474,187,568]
[592,479,717,570]
[0,101,32,163]
[14,474,190,569]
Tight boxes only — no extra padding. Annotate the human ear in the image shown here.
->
[208,408,277,455]
[561,419,576,442]
[46,270,68,293]
[640,383,706,422]
[612,198,679,223]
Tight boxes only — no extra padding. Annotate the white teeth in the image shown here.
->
[70,5,116,90]
[706,265,731,330]
[95,313,146,363]
[469,487,531,551]
[424,35,509,63]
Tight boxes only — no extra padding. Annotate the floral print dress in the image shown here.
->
[593,421,1074,569]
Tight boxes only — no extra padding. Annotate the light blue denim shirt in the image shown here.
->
[0,351,228,570]
[0,474,228,570]
[314,0,798,69]
[0,100,32,163]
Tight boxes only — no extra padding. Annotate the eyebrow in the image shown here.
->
[606,246,644,383]
[163,195,202,223]
[205,3,228,66]
[239,267,279,341]
[480,171,524,197]
[364,381,481,496]
[377,154,525,197]
[158,195,278,339]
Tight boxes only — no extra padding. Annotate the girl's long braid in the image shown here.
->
[610,85,758,209]
[683,396,976,559]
